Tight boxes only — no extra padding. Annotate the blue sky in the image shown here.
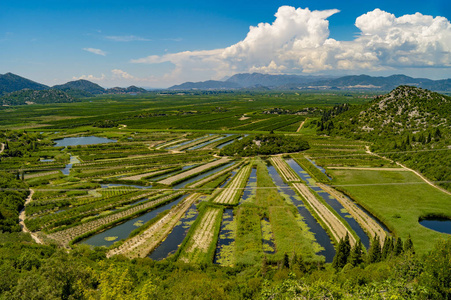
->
[1,0,450,88]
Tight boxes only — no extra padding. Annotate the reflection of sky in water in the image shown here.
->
[80,195,186,247]
[149,203,199,261]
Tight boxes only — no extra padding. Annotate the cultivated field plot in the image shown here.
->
[158,157,230,186]
[317,183,387,241]
[108,193,200,258]
[292,182,356,246]
[178,206,222,264]
[188,160,244,189]
[305,138,396,168]
[213,164,252,205]
[270,156,300,182]
[48,191,181,247]
[329,168,451,254]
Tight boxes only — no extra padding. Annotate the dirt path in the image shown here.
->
[19,189,43,244]
[327,167,407,171]
[296,118,308,132]
[0,143,4,154]
[365,146,451,196]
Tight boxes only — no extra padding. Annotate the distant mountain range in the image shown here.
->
[0,73,148,97]
[168,73,451,91]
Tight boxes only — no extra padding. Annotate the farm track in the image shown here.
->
[317,183,387,242]
[188,160,243,189]
[48,191,183,247]
[158,157,230,186]
[19,189,43,244]
[107,193,200,258]
[270,157,300,182]
[213,164,251,204]
[179,207,222,263]
[0,143,4,154]
[327,167,406,171]
[292,182,356,246]
[296,118,307,132]
[365,146,451,196]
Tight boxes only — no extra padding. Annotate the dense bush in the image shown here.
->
[220,134,309,157]
[0,171,29,232]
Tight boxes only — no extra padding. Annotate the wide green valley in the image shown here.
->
[0,87,449,299]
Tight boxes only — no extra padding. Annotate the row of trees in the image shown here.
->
[332,234,414,270]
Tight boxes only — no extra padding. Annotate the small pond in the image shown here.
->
[420,218,451,234]
[53,136,117,147]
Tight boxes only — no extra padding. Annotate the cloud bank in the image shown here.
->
[131,6,451,85]
[83,48,107,56]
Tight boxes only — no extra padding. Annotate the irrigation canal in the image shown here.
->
[80,194,188,247]
[266,164,336,262]
[148,202,199,260]
[285,158,372,249]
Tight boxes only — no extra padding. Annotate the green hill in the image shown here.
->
[53,79,105,94]
[0,73,49,95]
[1,89,76,106]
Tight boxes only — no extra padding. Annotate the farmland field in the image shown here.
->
[1,90,449,271]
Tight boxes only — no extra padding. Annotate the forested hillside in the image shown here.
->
[1,89,77,106]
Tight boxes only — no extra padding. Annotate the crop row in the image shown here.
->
[270,157,300,182]
[213,164,252,205]
[158,157,230,186]
[25,189,159,232]
[188,160,244,189]
[290,155,331,183]
[107,193,200,258]
[49,191,183,247]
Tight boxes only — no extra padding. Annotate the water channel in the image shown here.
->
[148,202,199,260]
[213,208,235,265]
[54,136,117,147]
[80,194,187,247]
[266,164,336,262]
[172,162,236,190]
[285,159,371,247]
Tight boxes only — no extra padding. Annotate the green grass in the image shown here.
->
[330,169,451,254]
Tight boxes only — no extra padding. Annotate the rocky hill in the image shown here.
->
[1,89,76,106]
[0,73,49,95]
[319,86,451,191]
[321,86,450,139]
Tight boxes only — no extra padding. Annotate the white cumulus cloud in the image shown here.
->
[111,69,135,79]
[131,6,451,85]
[83,48,107,56]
